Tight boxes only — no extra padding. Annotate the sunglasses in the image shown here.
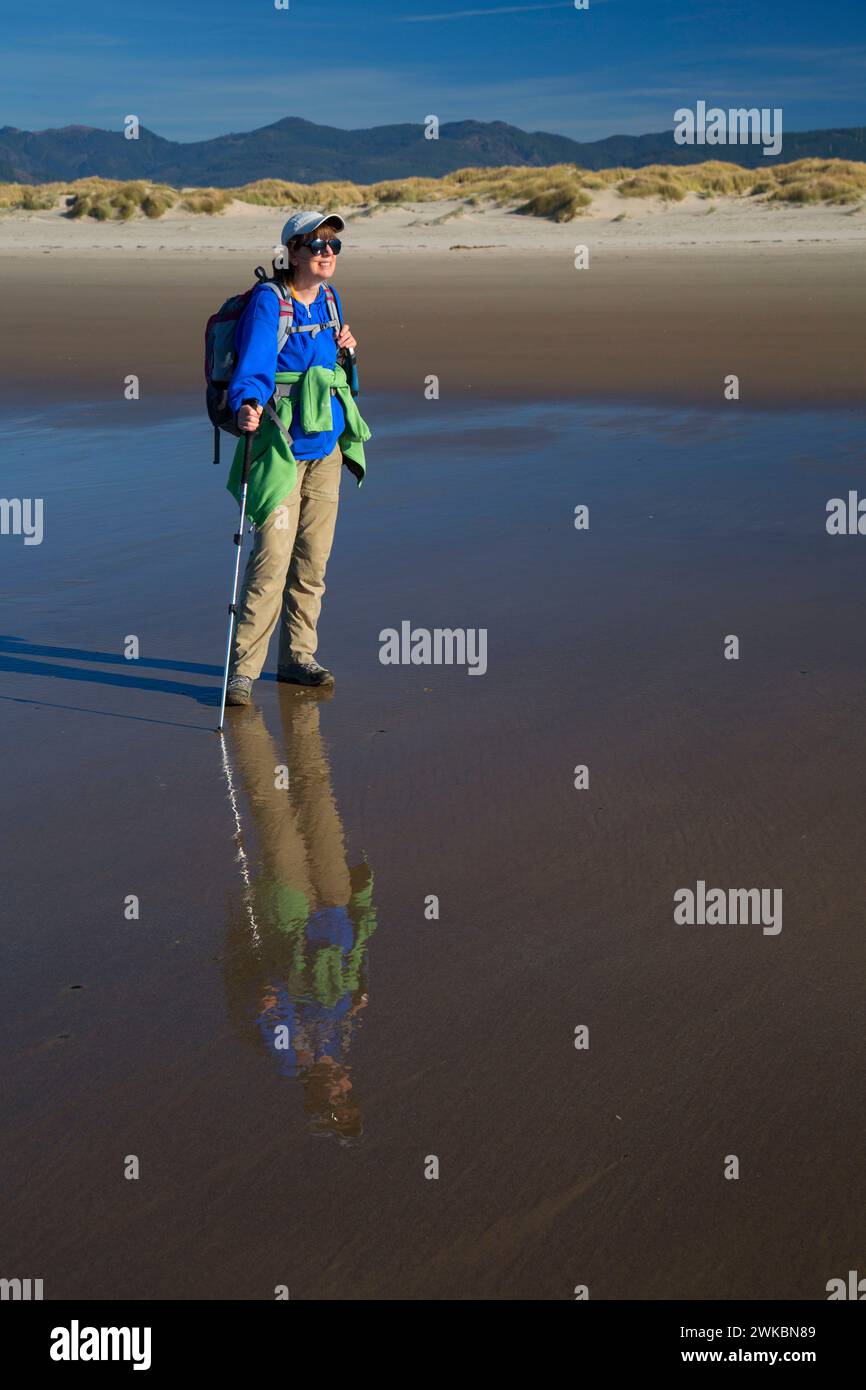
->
[304,238,342,256]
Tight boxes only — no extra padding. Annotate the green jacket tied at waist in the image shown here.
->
[227,365,371,528]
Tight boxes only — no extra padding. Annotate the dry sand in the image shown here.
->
[1,194,864,406]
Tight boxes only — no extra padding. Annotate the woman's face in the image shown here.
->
[293,227,340,281]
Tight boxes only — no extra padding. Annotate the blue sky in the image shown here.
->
[2,0,864,142]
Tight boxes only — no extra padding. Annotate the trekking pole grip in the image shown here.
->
[240,398,259,487]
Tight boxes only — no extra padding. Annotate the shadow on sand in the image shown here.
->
[0,633,278,716]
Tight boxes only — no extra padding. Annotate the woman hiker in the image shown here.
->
[224,210,371,707]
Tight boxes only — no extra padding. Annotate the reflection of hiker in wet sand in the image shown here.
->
[223,694,376,1142]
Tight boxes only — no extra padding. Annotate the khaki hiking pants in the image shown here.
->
[231,447,342,680]
[229,700,352,912]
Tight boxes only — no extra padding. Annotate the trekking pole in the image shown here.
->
[346,349,359,398]
[217,401,259,733]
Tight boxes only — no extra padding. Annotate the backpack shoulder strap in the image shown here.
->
[324,284,342,331]
[259,279,295,353]
[258,280,340,348]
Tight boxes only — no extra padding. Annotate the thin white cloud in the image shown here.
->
[4,31,126,49]
[398,2,596,22]
[734,44,866,64]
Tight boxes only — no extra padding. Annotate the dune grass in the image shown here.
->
[515,184,593,220]
[618,173,687,201]
[0,157,863,223]
[762,158,866,204]
[178,188,235,214]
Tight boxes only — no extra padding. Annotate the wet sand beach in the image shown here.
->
[1,396,865,1298]
[0,197,864,408]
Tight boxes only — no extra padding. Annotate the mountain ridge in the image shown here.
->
[1,117,863,185]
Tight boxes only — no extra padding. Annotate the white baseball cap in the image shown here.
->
[279,210,345,245]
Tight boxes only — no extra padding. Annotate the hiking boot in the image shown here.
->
[225,674,253,706]
[277,655,335,688]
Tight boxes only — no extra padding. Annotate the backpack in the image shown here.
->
[205,266,341,460]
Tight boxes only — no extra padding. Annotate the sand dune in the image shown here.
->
[1,191,864,257]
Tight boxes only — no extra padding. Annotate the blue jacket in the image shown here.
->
[228,282,346,461]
